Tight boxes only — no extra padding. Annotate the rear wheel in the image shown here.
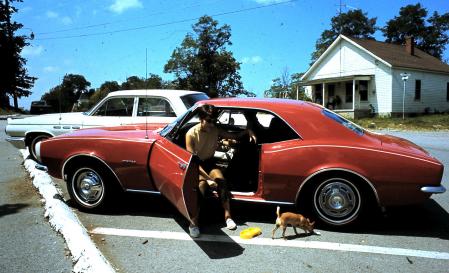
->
[312,177,362,226]
[67,166,109,211]
[28,134,50,162]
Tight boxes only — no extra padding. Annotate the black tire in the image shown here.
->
[67,165,112,211]
[312,177,362,227]
[28,134,50,162]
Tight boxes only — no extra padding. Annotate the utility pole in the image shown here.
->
[400,72,410,120]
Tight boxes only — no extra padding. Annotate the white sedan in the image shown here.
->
[6,89,208,160]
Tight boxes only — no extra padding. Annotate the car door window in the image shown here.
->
[263,115,299,143]
[137,97,176,117]
[92,97,134,116]
[218,109,298,144]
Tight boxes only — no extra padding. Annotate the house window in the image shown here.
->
[446,82,449,101]
[359,80,368,101]
[345,82,353,103]
[415,80,421,101]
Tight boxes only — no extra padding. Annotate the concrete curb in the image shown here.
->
[20,149,116,273]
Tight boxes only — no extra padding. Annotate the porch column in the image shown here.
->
[352,79,355,111]
[322,83,325,107]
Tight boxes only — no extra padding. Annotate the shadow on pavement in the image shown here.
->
[67,192,179,219]
[66,190,449,242]
[348,199,449,240]
[0,203,29,218]
[174,215,245,260]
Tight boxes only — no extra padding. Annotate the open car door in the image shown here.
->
[148,137,199,225]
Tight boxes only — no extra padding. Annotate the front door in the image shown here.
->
[149,137,199,224]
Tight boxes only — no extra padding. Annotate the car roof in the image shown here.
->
[199,98,366,141]
[106,89,204,99]
[202,97,318,115]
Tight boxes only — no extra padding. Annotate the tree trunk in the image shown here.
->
[13,93,18,110]
[0,93,11,108]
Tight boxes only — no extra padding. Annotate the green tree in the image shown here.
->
[146,73,163,89]
[164,15,254,98]
[0,0,37,109]
[311,9,377,64]
[120,74,172,90]
[88,80,120,107]
[41,74,91,112]
[290,72,309,101]
[264,67,291,98]
[121,76,146,90]
[382,4,449,60]
[264,69,309,100]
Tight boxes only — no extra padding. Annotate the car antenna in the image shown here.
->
[145,48,148,139]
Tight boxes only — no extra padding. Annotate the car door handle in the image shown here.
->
[178,162,187,170]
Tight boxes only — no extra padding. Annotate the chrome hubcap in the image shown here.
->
[314,179,361,224]
[73,169,104,206]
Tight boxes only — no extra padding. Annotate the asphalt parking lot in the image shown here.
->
[2,119,449,272]
[59,130,449,272]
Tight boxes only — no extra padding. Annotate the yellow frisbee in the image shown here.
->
[239,227,262,239]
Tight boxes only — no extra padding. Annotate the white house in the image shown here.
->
[301,34,449,117]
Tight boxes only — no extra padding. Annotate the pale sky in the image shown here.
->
[12,0,449,109]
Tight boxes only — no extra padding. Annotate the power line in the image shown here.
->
[35,0,298,41]
[36,0,223,36]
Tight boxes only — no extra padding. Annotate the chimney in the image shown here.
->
[405,36,414,55]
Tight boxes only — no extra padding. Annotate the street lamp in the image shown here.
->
[400,72,410,120]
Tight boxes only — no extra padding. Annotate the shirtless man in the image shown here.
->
[186,104,256,237]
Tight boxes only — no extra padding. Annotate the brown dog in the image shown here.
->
[271,206,318,239]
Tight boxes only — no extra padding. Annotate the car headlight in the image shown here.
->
[35,141,42,163]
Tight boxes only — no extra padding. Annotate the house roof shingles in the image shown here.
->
[347,36,449,74]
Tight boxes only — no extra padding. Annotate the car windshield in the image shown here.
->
[83,103,99,116]
[322,109,364,136]
[159,109,191,137]
[180,93,209,109]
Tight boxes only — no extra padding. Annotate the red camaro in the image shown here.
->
[36,98,446,227]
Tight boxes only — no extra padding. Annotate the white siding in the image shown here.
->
[373,63,392,114]
[303,36,449,115]
[307,40,377,80]
[391,69,449,113]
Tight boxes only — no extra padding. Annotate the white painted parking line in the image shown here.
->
[90,227,449,260]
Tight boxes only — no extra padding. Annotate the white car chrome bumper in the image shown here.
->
[6,136,26,149]
[35,163,48,172]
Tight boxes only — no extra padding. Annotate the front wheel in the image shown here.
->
[29,134,50,162]
[67,167,108,211]
[312,177,362,226]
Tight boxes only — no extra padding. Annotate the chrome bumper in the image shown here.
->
[421,186,446,194]
[6,136,26,149]
[35,163,48,172]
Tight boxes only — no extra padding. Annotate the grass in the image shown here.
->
[351,114,449,131]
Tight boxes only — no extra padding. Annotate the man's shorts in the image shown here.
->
[200,158,218,174]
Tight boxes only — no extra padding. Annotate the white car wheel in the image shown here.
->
[29,135,50,161]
